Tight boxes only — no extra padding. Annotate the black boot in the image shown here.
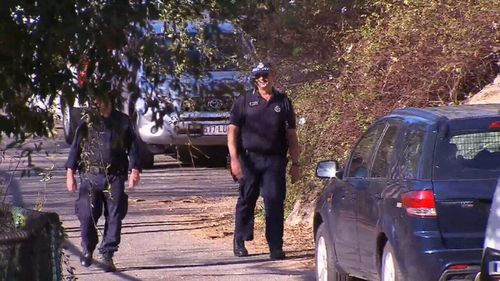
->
[233,237,248,257]
[270,249,286,260]
[80,250,93,267]
[100,252,116,272]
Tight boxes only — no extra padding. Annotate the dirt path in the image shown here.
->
[1,137,315,280]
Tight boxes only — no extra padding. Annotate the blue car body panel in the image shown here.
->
[314,104,500,281]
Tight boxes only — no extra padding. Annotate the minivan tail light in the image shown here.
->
[447,264,469,270]
[401,190,437,218]
[489,121,500,130]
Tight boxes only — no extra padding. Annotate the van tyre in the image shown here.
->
[381,243,403,281]
[315,223,352,281]
[60,99,82,145]
[178,146,227,167]
[131,112,154,169]
[137,138,154,169]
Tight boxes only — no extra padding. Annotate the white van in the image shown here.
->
[61,19,255,168]
[133,20,254,168]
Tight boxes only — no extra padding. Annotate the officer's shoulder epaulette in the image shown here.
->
[76,118,88,130]
[234,93,247,103]
[112,110,129,122]
[272,88,286,97]
[273,90,292,112]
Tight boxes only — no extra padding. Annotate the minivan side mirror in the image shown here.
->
[316,160,339,179]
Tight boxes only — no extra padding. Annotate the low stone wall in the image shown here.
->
[0,203,63,281]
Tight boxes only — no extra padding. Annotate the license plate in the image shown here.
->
[203,124,228,136]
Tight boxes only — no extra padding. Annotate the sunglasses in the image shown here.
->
[254,73,269,79]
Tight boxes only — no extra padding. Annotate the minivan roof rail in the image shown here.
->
[390,104,500,122]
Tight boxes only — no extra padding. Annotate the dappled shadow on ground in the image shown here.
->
[134,164,238,200]
[64,237,314,281]
[63,240,141,281]
[64,216,227,239]
[192,272,314,281]
[119,250,314,280]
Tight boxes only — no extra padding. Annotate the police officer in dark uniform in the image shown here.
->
[228,62,301,260]
[65,96,141,272]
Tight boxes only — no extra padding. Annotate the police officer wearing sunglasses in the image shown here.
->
[228,62,301,260]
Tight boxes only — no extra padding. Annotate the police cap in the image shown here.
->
[251,62,273,78]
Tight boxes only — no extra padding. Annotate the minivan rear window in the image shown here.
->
[434,131,500,180]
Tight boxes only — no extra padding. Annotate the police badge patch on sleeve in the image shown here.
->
[274,105,281,112]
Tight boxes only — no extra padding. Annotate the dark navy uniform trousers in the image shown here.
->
[76,173,128,254]
[234,151,287,251]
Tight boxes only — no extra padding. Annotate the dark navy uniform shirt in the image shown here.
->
[229,88,296,156]
[65,109,141,175]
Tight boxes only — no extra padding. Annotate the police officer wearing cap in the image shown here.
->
[228,62,301,260]
[65,96,141,272]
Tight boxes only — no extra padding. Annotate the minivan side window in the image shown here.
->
[399,126,425,180]
[371,124,400,178]
[346,123,385,178]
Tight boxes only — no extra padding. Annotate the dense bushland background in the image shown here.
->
[239,0,499,224]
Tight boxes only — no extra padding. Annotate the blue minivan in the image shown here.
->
[313,104,500,281]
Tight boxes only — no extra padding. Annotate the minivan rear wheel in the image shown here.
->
[315,223,352,281]
[381,243,403,281]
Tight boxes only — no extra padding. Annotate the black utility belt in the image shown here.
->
[86,166,126,175]
[244,149,286,157]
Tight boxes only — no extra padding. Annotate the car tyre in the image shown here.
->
[381,243,403,281]
[315,223,352,281]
